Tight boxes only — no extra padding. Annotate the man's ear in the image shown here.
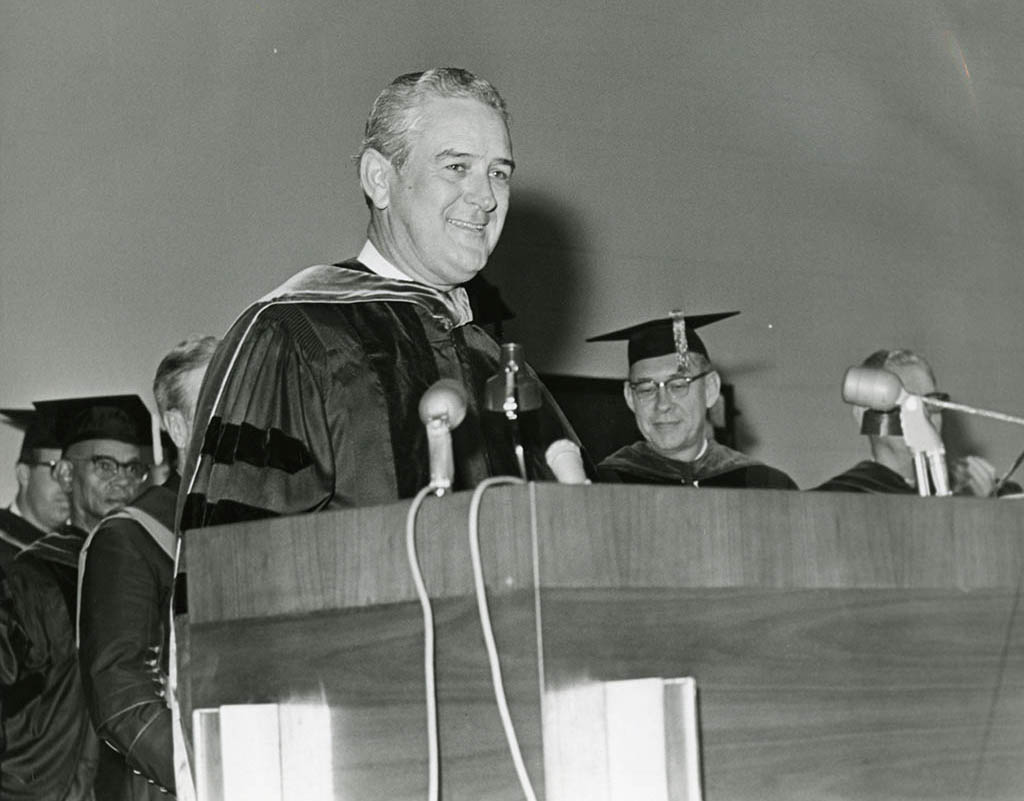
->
[359,148,393,210]
[852,404,865,428]
[703,370,722,410]
[162,409,189,451]
[15,462,31,491]
[54,459,75,493]
[623,381,636,414]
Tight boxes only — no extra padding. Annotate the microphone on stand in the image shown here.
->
[842,367,949,496]
[484,343,542,480]
[841,366,1024,497]
[418,379,468,496]
[545,439,590,484]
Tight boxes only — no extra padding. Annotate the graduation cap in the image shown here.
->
[32,394,160,461]
[587,310,740,367]
[1,407,63,462]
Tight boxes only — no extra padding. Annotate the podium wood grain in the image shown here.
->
[183,485,1024,800]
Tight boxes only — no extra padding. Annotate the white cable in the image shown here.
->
[405,485,440,801]
[468,476,539,801]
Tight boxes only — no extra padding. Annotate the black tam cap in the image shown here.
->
[32,395,155,454]
[1,407,62,462]
[587,310,739,366]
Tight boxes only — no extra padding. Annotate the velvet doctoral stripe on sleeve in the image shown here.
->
[179,262,589,530]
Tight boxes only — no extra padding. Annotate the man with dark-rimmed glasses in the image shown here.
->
[1,394,154,800]
[588,310,797,489]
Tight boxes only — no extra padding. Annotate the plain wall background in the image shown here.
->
[2,0,1023,498]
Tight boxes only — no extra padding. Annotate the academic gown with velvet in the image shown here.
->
[1,526,97,801]
[812,461,916,494]
[597,439,798,489]
[180,260,584,529]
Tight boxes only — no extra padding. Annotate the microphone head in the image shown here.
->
[545,439,589,484]
[418,379,468,428]
[842,367,905,410]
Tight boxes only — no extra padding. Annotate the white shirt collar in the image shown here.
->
[358,240,411,282]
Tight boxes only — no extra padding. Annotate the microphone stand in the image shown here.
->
[500,365,529,481]
[899,395,951,497]
[485,343,541,481]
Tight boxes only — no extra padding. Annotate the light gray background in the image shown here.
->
[2,0,1022,494]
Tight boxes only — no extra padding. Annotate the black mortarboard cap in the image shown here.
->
[586,310,740,366]
[1,407,63,461]
[32,395,155,453]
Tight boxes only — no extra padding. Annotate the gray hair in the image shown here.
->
[861,348,936,385]
[356,67,510,170]
[153,335,219,417]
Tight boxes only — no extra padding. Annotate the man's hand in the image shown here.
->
[950,455,998,497]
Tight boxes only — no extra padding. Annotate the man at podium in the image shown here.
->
[179,68,580,528]
[588,310,797,488]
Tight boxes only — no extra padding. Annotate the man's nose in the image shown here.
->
[464,174,497,212]
[654,383,674,409]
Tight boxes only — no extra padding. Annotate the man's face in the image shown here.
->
[371,96,513,289]
[62,438,145,529]
[625,354,720,461]
[18,447,70,531]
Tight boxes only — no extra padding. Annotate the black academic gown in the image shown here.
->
[80,478,178,801]
[180,260,583,528]
[0,509,47,572]
[812,461,916,494]
[1,525,98,801]
[597,439,798,489]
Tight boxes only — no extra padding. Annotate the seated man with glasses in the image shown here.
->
[814,348,1019,496]
[1,394,154,801]
[588,310,797,488]
[0,408,70,569]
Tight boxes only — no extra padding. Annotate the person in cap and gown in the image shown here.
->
[1,395,153,801]
[589,311,797,489]
[814,348,1022,496]
[0,410,71,570]
[79,338,217,801]
[180,68,583,529]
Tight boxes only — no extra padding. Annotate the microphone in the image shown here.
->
[418,379,468,495]
[545,439,590,484]
[841,367,906,409]
[484,343,542,419]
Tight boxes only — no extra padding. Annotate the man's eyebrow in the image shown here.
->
[435,149,516,172]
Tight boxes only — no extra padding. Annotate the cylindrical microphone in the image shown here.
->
[545,439,589,484]
[418,379,468,494]
[841,367,906,409]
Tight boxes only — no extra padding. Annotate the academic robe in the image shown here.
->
[812,461,916,494]
[180,260,583,528]
[1,526,98,801]
[597,439,798,489]
[79,477,178,801]
[0,509,47,572]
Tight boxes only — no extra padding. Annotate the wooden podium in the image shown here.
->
[180,485,1024,800]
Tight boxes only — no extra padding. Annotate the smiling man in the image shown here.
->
[181,68,582,527]
[590,311,797,489]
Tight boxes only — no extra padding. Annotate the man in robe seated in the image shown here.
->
[589,310,797,488]
[814,348,1020,496]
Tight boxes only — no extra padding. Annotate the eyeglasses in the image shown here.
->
[69,455,149,482]
[24,459,60,477]
[628,369,712,403]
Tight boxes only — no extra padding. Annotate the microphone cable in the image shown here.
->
[468,476,539,801]
[405,485,442,801]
